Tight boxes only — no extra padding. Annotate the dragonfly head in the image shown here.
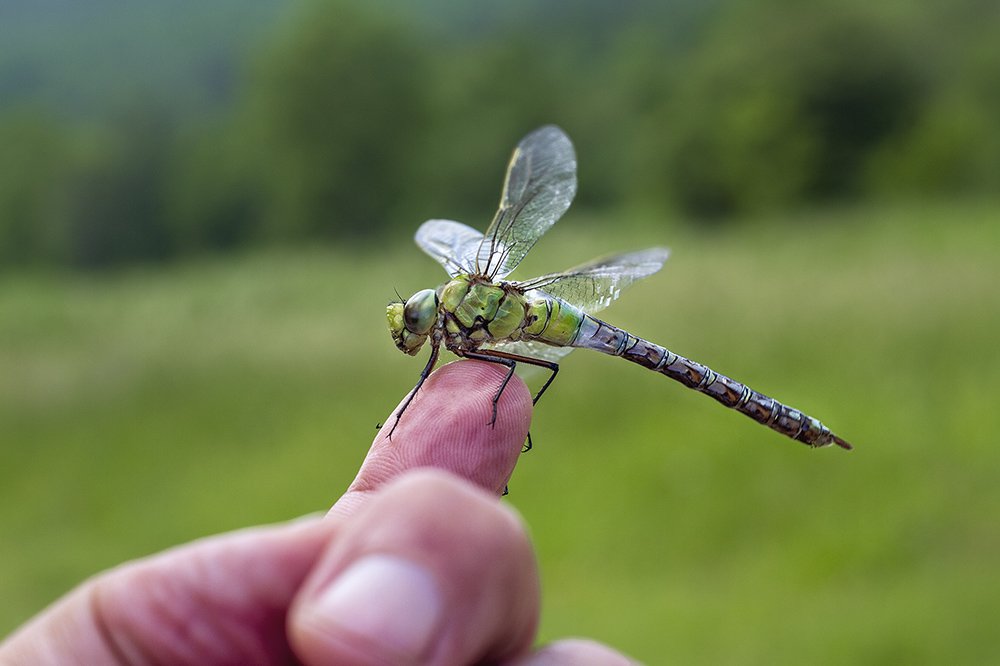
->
[387,288,438,355]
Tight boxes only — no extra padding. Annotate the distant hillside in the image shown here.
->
[0,0,720,121]
[369,0,721,45]
[0,0,289,119]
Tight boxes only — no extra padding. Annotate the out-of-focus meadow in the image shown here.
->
[3,0,1000,663]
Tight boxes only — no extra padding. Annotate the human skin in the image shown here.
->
[0,360,638,666]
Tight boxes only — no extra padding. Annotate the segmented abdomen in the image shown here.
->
[569,313,851,450]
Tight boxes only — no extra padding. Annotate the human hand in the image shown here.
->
[0,360,638,665]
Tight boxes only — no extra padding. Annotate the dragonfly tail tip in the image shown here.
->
[832,435,853,451]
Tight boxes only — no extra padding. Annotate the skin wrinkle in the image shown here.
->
[88,586,133,666]
[87,523,332,666]
[104,565,222,666]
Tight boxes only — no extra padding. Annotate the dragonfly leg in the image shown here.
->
[387,344,440,439]
[463,349,561,431]
[463,350,517,426]
[528,360,559,406]
[469,349,560,405]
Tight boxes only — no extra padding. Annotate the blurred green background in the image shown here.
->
[2,0,1000,663]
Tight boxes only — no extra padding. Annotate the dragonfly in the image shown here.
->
[386,125,851,450]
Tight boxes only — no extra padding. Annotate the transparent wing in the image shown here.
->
[478,126,577,279]
[514,247,669,315]
[482,339,578,382]
[483,249,668,368]
[414,219,486,278]
[483,338,576,363]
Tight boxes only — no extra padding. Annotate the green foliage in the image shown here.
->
[0,105,177,268]
[0,110,71,265]
[3,205,999,663]
[240,1,429,240]
[409,40,571,221]
[3,0,1000,267]
[868,92,1000,197]
[868,29,1000,199]
[59,106,177,268]
[656,1,928,216]
[164,122,262,252]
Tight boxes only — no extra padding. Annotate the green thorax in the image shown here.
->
[438,274,586,349]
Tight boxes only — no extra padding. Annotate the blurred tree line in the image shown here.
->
[1,0,999,269]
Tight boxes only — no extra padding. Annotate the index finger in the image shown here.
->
[330,359,533,518]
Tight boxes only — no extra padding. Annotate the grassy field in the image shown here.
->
[2,203,999,664]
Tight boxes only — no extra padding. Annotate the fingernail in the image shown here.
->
[309,554,443,661]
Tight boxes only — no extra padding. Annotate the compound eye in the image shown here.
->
[403,289,438,335]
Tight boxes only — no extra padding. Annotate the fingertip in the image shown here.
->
[425,359,533,440]
[334,360,533,516]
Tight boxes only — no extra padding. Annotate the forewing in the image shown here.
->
[414,219,485,278]
[515,248,669,315]
[478,126,577,279]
